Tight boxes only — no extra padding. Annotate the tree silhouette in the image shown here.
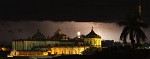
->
[118,15,148,47]
[81,47,101,55]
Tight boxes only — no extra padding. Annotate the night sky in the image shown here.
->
[0,0,150,44]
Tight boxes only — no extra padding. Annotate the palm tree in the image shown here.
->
[118,15,148,48]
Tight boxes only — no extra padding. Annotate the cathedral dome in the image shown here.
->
[85,27,101,38]
[32,30,46,40]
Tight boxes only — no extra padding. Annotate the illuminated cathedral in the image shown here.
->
[9,27,102,56]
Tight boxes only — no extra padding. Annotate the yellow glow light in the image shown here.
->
[1,47,7,51]
[43,52,48,55]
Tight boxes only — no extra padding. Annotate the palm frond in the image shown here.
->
[117,22,128,26]
[118,14,148,45]
[135,27,147,41]
[135,34,140,44]
[137,21,148,28]
[120,26,129,41]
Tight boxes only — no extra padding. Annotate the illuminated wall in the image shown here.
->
[84,38,102,48]
[49,46,89,55]
[10,50,47,56]
[9,46,90,56]
[12,40,59,50]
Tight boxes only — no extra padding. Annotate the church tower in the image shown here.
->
[84,27,102,48]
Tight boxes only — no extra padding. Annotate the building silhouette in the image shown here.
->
[9,27,102,56]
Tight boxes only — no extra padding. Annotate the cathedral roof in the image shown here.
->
[32,30,46,40]
[54,29,62,35]
[85,27,101,38]
[50,29,68,41]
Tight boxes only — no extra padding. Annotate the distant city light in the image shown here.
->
[1,47,7,51]
[77,31,81,38]
[77,31,81,36]
[43,52,48,55]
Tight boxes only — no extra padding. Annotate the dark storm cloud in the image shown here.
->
[17,29,22,32]
[8,30,13,33]
[0,0,150,22]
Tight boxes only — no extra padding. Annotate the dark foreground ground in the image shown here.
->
[51,48,150,59]
[50,55,150,59]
